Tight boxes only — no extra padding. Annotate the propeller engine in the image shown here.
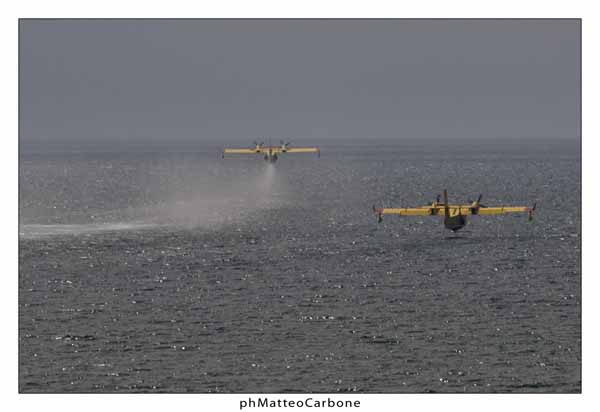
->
[468,194,486,214]
[280,140,291,151]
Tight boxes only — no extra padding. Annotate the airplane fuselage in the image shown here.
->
[263,151,278,163]
[444,214,467,231]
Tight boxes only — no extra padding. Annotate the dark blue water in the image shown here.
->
[19,138,581,392]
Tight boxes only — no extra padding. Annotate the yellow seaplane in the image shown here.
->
[373,190,536,232]
[222,140,320,163]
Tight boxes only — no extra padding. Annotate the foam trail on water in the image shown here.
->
[19,222,157,239]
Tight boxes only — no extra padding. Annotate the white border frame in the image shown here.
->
[5,1,595,411]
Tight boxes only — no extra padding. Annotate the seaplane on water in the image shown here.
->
[222,139,320,163]
[373,190,536,232]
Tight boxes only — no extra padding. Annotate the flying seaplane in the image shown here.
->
[222,139,320,163]
[373,190,536,232]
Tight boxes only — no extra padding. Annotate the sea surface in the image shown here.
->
[19,138,581,393]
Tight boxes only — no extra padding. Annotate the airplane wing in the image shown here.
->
[433,206,533,216]
[375,205,534,219]
[378,207,437,216]
[476,206,532,215]
[223,148,259,154]
[284,147,320,154]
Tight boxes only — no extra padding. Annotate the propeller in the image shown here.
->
[468,194,482,204]
[469,194,487,208]
[477,194,488,207]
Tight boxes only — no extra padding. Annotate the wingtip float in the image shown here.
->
[222,139,320,163]
[374,190,536,232]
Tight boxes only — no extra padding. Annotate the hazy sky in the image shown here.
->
[19,19,580,142]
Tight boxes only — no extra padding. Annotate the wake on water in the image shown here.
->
[19,222,158,239]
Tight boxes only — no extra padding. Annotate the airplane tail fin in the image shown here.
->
[443,189,450,218]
